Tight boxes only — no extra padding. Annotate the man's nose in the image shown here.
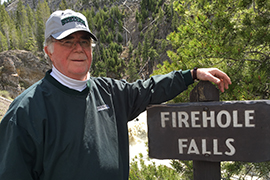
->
[73,41,84,50]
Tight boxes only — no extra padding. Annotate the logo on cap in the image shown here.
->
[61,16,86,27]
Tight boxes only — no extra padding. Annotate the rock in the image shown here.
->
[0,50,51,98]
[0,96,12,120]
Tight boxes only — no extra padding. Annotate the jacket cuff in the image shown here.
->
[182,69,194,86]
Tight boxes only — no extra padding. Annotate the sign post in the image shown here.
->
[190,81,220,180]
[147,81,270,179]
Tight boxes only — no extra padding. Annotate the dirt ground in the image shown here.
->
[0,97,12,120]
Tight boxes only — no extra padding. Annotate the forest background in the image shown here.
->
[0,0,270,179]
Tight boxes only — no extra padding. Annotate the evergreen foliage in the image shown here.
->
[0,31,8,51]
[59,0,68,10]
[152,0,270,178]
[129,153,180,180]
[153,0,270,102]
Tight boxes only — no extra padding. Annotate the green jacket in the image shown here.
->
[0,69,193,180]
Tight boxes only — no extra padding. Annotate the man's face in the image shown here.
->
[45,31,92,80]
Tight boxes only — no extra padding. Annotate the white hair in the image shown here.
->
[44,36,55,65]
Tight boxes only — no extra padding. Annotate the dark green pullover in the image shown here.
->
[0,69,193,180]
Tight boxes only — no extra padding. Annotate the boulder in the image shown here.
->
[0,50,51,98]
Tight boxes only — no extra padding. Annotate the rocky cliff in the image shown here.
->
[0,50,51,98]
[5,0,132,13]
[6,0,76,12]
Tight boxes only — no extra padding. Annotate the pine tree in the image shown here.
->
[0,31,8,51]
[26,5,35,31]
[83,9,94,32]
[59,0,67,10]
[117,32,123,43]
[137,42,142,56]
[9,21,19,50]
[36,1,50,51]
[127,58,139,82]
[15,0,32,50]
[142,37,150,63]
[106,32,112,43]
[36,10,44,51]
[98,27,106,43]
[0,4,14,50]
[1,22,10,49]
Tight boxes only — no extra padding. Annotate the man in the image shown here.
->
[0,9,231,180]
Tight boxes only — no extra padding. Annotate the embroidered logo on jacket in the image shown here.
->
[97,104,110,111]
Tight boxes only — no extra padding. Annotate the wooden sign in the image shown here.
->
[147,100,270,162]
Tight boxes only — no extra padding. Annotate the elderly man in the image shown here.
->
[0,9,231,180]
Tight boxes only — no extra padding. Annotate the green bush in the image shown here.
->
[129,153,180,180]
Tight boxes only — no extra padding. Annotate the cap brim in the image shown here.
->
[52,28,97,41]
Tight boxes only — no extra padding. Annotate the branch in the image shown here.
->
[122,0,132,11]
[138,57,151,75]
[245,50,269,58]
[110,15,130,33]
[227,57,262,63]
[203,56,262,63]
[104,18,111,23]
[141,18,157,32]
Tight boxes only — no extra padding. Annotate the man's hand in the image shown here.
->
[191,68,232,92]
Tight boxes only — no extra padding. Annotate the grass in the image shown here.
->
[0,90,13,100]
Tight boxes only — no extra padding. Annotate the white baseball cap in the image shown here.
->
[45,9,97,41]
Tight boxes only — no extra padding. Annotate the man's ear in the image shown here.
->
[44,46,52,59]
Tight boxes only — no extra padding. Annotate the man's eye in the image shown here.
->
[64,40,73,45]
[81,40,89,45]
